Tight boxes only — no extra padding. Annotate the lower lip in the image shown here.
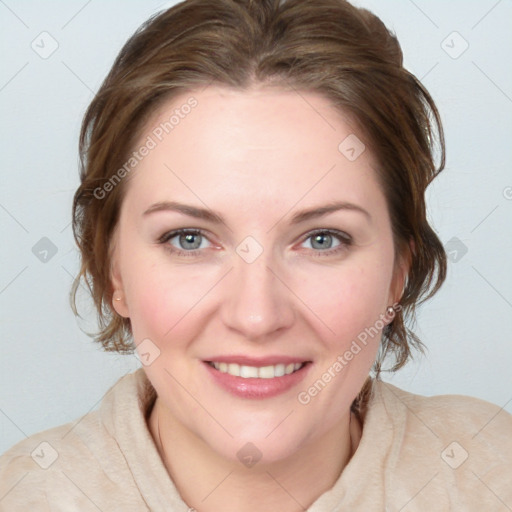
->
[203,361,312,399]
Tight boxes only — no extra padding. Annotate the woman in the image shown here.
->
[1,0,510,510]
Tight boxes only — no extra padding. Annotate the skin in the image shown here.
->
[110,84,408,511]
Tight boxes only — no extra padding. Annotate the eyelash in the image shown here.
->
[157,228,353,258]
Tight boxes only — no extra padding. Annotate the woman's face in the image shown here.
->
[111,85,406,463]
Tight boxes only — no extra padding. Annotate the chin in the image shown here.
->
[190,410,322,467]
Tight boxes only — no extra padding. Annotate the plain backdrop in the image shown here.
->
[1,0,511,456]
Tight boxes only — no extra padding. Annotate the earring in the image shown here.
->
[386,305,395,317]
[113,292,122,303]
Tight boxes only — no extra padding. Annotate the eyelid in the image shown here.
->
[158,228,206,244]
[158,227,353,257]
[300,228,352,243]
[297,228,353,255]
[158,228,215,255]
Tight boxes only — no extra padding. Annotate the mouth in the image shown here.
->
[206,361,307,379]
[203,358,312,399]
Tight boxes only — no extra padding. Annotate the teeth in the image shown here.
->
[240,365,258,378]
[210,361,305,378]
[274,364,285,377]
[228,363,239,376]
[258,365,275,378]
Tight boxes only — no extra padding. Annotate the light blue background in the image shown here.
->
[1,0,511,456]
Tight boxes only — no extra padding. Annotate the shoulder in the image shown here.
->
[377,380,512,435]
[370,381,512,510]
[374,380,512,457]
[0,404,135,511]
[0,417,100,510]
[0,370,153,511]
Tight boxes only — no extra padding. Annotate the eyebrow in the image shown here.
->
[142,200,371,224]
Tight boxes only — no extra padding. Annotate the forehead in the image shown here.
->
[145,84,364,159]
[123,85,382,216]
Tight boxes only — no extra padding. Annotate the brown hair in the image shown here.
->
[71,0,446,387]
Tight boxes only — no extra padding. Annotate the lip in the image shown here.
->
[204,355,309,367]
[202,359,312,399]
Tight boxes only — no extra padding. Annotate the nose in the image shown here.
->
[220,251,296,342]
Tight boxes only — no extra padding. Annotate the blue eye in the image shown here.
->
[158,228,352,258]
[159,229,211,257]
[301,229,352,256]
[306,232,338,250]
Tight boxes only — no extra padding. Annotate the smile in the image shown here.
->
[203,359,312,399]
[207,361,305,379]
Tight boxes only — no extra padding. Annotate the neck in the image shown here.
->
[148,398,362,512]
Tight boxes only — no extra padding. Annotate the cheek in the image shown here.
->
[294,256,393,346]
[124,258,216,344]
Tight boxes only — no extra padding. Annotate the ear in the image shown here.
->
[388,238,413,305]
[109,233,130,319]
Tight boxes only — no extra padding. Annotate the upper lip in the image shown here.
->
[204,355,311,367]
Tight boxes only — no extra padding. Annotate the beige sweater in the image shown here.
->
[1,369,511,511]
